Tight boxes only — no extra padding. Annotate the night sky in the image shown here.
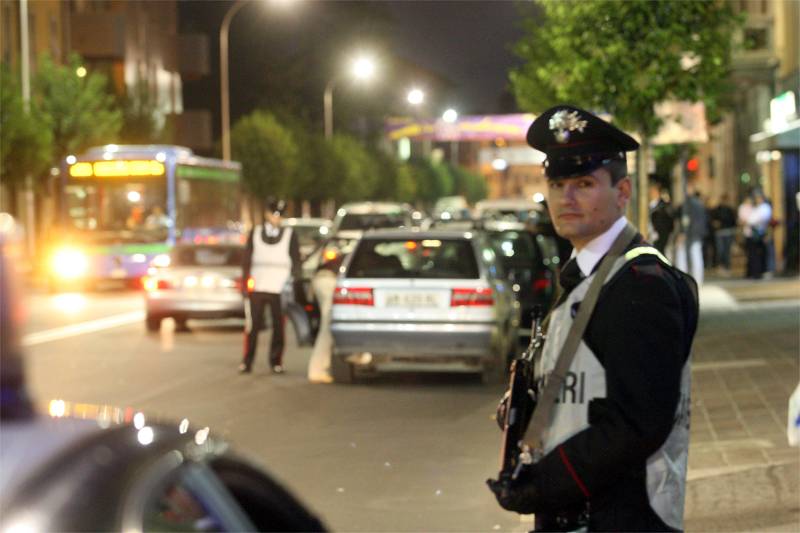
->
[178,0,527,132]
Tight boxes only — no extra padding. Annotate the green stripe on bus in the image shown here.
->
[88,243,171,255]
[176,165,240,182]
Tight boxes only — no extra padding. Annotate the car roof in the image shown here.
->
[337,202,412,215]
[284,217,331,226]
[358,228,477,240]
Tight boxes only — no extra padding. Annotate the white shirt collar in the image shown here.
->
[571,216,629,276]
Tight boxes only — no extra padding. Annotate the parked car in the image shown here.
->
[330,229,519,384]
[283,217,332,259]
[474,198,547,225]
[143,244,316,343]
[482,220,560,340]
[311,202,415,277]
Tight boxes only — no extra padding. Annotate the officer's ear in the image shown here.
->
[615,176,632,210]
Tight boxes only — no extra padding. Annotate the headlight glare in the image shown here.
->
[51,248,89,279]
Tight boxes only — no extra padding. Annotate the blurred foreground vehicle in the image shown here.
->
[330,229,518,384]
[0,226,326,532]
[44,145,243,291]
[143,244,317,342]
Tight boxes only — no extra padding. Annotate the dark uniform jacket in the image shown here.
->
[529,235,698,531]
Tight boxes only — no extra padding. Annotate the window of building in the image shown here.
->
[743,27,769,51]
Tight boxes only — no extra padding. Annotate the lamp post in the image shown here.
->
[324,54,376,139]
[442,108,458,165]
[220,0,247,162]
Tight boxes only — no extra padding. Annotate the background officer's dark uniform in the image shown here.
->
[240,215,301,373]
[490,106,699,531]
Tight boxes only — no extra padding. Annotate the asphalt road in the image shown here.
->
[19,289,527,532]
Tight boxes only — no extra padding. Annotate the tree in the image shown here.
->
[0,65,52,207]
[329,134,379,202]
[35,53,122,165]
[231,110,299,205]
[510,0,742,229]
[450,164,488,204]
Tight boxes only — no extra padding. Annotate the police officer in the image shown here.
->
[488,105,699,531]
[239,198,302,375]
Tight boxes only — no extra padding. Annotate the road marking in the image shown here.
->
[21,311,144,346]
[692,358,767,371]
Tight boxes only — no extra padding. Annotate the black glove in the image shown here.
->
[486,467,540,514]
[495,390,510,431]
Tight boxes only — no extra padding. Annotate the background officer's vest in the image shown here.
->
[251,226,293,293]
[537,247,691,530]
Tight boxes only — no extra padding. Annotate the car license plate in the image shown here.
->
[384,292,439,308]
[110,268,127,279]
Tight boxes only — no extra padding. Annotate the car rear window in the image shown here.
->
[338,213,409,231]
[347,239,479,279]
[171,246,243,267]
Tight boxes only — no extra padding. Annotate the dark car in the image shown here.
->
[483,221,560,341]
[0,229,326,533]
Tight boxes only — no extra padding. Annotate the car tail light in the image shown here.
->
[323,248,338,262]
[533,273,552,294]
[451,287,494,306]
[333,287,373,306]
[246,276,255,293]
[143,277,172,291]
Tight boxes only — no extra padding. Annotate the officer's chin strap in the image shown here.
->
[519,223,638,462]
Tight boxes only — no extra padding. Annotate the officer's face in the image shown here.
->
[546,167,631,250]
[265,211,282,226]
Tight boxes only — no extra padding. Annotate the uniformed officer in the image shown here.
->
[239,198,301,375]
[488,105,699,531]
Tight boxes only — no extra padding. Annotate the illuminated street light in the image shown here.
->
[324,53,378,139]
[407,88,424,106]
[220,0,298,161]
[442,108,458,123]
[75,66,87,78]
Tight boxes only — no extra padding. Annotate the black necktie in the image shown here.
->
[557,257,584,303]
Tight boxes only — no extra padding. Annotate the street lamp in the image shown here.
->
[442,108,458,123]
[324,54,377,139]
[219,0,247,162]
[407,88,424,106]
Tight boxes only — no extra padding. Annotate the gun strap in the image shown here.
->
[521,223,638,455]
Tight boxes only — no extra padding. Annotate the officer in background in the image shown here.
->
[488,105,699,531]
[239,198,301,375]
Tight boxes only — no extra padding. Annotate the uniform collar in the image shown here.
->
[571,216,628,277]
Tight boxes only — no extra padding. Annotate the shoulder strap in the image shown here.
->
[522,223,638,456]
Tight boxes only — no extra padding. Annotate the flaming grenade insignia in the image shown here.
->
[549,110,588,144]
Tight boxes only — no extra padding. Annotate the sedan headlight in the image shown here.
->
[51,247,89,279]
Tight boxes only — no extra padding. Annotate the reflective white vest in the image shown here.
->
[250,226,292,294]
[537,247,691,530]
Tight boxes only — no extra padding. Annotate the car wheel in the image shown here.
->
[146,314,162,332]
[331,353,354,384]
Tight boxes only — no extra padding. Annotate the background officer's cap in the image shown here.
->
[526,104,639,180]
[263,197,286,215]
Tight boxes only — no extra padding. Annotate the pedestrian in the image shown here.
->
[239,198,302,375]
[675,189,708,285]
[741,191,771,279]
[648,180,674,254]
[487,105,699,531]
[307,256,338,384]
[710,193,737,275]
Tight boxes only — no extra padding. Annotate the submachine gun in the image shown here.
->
[497,305,546,482]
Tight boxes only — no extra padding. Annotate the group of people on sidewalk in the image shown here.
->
[648,183,778,283]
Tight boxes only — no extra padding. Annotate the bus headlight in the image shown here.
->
[51,248,89,279]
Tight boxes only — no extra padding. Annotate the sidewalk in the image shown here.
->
[684,277,799,531]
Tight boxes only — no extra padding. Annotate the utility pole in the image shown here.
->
[20,0,36,259]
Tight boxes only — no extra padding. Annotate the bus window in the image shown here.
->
[176,178,239,230]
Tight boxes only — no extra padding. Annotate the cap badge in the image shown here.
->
[549,109,587,144]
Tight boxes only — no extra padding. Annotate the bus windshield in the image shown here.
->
[64,178,169,243]
[176,177,240,231]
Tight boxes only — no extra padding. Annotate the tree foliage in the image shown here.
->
[510,0,742,137]
[35,54,122,163]
[231,110,299,201]
[0,66,52,190]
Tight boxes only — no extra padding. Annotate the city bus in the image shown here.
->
[47,145,243,289]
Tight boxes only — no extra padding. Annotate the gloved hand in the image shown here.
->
[495,390,510,431]
[486,467,541,514]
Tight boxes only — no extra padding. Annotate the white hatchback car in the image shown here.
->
[330,229,519,384]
